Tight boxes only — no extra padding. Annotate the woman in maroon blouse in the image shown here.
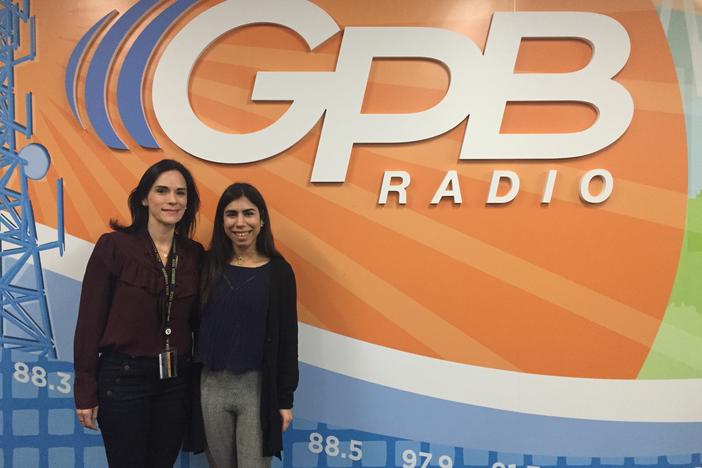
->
[73,159,203,468]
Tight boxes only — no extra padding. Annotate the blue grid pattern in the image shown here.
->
[0,349,102,467]
[0,349,209,468]
[283,419,702,468]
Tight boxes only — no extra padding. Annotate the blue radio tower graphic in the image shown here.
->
[0,0,65,358]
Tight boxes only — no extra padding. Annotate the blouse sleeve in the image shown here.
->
[73,233,117,409]
[277,262,299,409]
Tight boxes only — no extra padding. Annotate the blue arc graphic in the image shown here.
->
[84,0,158,150]
[117,0,196,149]
[64,10,117,130]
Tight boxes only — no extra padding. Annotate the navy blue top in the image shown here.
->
[196,262,270,373]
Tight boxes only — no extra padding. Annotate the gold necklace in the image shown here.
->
[155,244,171,263]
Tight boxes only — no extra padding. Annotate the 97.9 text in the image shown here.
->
[402,449,453,468]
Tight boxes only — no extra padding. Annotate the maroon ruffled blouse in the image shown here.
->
[73,229,203,409]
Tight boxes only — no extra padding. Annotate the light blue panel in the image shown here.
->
[13,448,39,468]
[84,447,108,467]
[11,350,38,362]
[48,409,74,435]
[12,376,38,398]
[497,452,524,465]
[667,454,693,465]
[427,443,455,466]
[565,457,591,466]
[43,270,81,361]
[0,410,3,435]
[360,441,387,467]
[327,442,353,467]
[532,454,558,466]
[12,409,39,435]
[48,447,75,468]
[292,418,319,430]
[183,452,209,467]
[0,450,3,468]
[462,448,489,465]
[292,441,319,467]
[174,452,187,466]
[394,441,421,467]
[599,457,625,465]
[634,456,660,465]
[272,456,283,468]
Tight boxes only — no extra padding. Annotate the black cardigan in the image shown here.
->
[261,256,299,456]
[185,256,299,458]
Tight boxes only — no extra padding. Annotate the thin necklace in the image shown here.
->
[222,271,257,292]
[232,252,259,266]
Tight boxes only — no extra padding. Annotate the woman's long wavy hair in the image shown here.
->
[201,183,281,306]
[110,159,200,238]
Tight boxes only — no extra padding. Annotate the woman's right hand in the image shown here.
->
[76,406,99,430]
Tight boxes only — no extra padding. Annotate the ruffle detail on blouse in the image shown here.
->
[94,230,201,299]
[115,258,199,299]
[115,260,165,296]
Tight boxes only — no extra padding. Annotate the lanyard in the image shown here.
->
[150,236,178,349]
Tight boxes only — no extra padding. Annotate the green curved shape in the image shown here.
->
[639,4,702,378]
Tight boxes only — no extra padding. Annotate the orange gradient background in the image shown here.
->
[17,0,687,378]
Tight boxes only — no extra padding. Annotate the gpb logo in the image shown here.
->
[68,0,634,183]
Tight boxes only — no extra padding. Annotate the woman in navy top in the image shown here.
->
[197,183,298,467]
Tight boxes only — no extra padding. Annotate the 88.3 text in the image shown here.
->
[13,362,72,394]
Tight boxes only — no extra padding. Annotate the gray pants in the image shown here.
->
[201,369,271,468]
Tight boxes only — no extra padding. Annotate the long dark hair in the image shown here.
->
[201,183,281,305]
[110,159,200,238]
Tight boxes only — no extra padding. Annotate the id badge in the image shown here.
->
[158,348,178,380]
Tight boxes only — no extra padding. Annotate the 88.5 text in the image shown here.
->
[308,432,363,461]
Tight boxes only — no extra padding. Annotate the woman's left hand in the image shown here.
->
[280,409,293,432]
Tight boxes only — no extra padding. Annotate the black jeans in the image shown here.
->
[96,351,191,468]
